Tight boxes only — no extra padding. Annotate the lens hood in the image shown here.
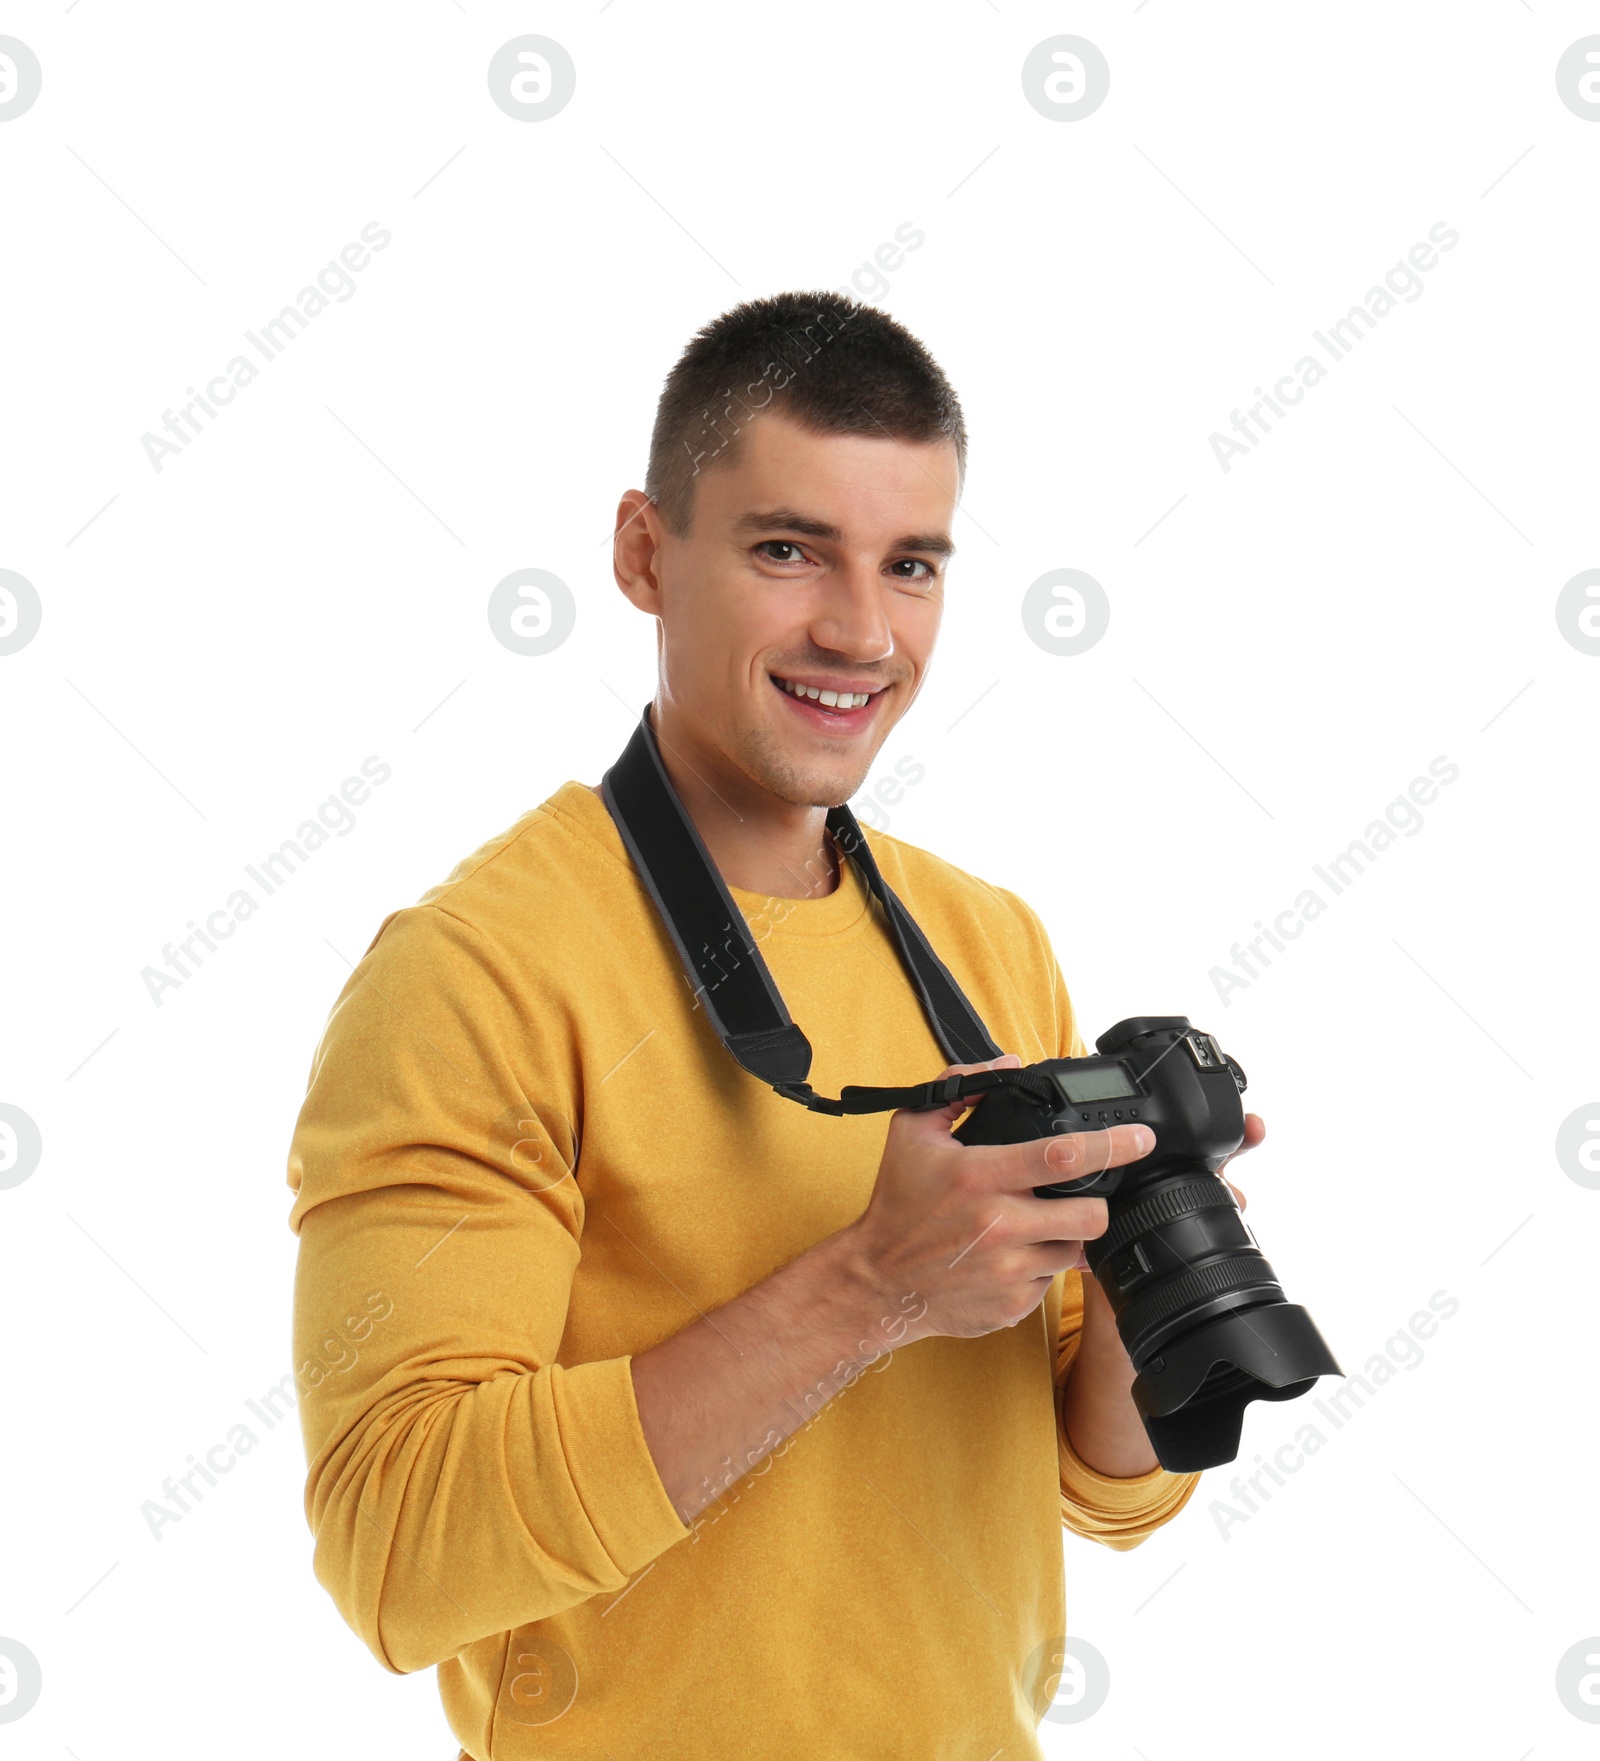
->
[1131,1303,1343,1472]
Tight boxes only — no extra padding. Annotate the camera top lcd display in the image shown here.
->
[1053,1063,1140,1104]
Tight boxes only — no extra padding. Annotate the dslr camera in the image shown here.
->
[938,1015,1342,1472]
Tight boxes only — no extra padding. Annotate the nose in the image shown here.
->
[808,554,896,665]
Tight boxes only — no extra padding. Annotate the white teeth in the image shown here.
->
[776,677,872,710]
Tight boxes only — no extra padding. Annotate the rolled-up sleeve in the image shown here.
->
[285,903,690,1674]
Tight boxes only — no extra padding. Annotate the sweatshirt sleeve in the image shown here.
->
[284,903,691,1674]
[998,886,1205,1549]
[1052,1271,1203,1549]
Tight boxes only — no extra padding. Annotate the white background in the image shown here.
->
[2,3,1596,1757]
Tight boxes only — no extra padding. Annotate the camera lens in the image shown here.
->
[1084,1164,1339,1471]
[1075,1018,1342,1472]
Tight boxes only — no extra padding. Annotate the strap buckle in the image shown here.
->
[771,1080,844,1116]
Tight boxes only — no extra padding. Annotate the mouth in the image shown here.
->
[768,672,890,736]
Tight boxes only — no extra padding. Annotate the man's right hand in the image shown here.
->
[630,1054,1158,1524]
[843,1054,1157,1342]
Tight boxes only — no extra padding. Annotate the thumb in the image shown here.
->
[921,1052,1022,1126]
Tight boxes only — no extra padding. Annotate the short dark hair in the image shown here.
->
[643,290,967,538]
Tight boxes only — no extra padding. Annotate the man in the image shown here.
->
[286,290,1259,1757]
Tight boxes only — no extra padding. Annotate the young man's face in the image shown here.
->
[613,407,960,810]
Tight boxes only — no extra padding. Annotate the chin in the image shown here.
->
[788,774,865,811]
[753,751,870,811]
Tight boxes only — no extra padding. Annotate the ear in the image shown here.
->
[613,490,666,613]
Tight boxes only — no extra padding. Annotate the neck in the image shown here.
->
[598,700,842,902]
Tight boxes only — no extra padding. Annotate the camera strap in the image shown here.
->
[600,704,1058,1119]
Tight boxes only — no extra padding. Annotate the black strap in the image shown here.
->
[600,704,1051,1117]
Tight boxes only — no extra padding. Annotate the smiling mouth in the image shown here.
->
[768,672,889,732]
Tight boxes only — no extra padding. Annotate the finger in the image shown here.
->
[1216,1114,1263,1201]
[969,1230,1097,1281]
[1016,1242,1094,1281]
[891,1057,1020,1142]
[1231,1113,1266,1155]
[1033,1121,1154,1189]
[925,1054,1021,1124]
[935,1055,1021,1083]
[1216,1114,1264,1177]
[1011,1193,1109,1247]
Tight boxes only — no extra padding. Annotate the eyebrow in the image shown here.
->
[730,506,956,559]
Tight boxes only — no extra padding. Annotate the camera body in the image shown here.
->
[950,1014,1247,1200]
[950,1015,1341,1472]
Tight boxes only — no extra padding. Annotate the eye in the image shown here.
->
[890,558,939,582]
[755,540,811,565]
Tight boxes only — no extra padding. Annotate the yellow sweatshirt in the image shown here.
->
[286,778,1202,1758]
